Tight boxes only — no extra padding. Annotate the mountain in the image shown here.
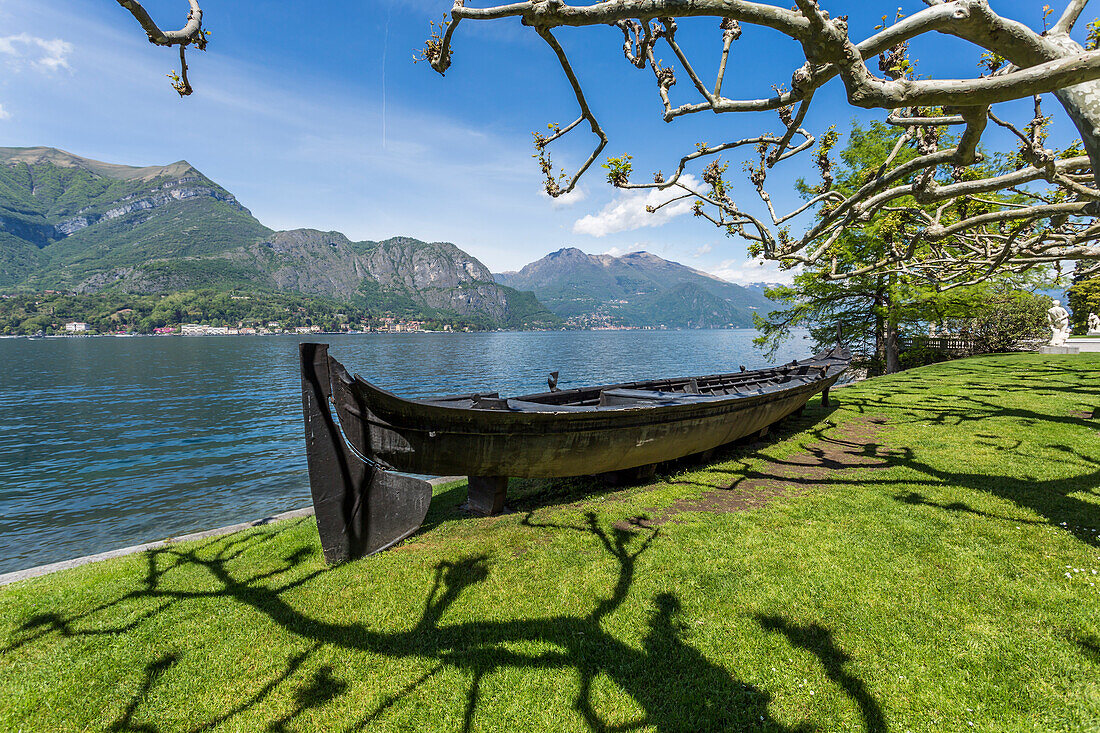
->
[0,147,556,328]
[0,146,270,289]
[494,248,773,327]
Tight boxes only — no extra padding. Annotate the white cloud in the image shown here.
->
[572,175,700,237]
[692,243,712,258]
[710,257,799,286]
[602,246,628,257]
[540,185,586,208]
[0,34,73,72]
[0,104,10,121]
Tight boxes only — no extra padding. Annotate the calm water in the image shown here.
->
[0,330,812,573]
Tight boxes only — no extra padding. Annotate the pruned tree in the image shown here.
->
[115,0,208,96]
[754,119,1058,373]
[418,0,1100,288]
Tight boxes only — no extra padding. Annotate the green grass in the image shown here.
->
[2,353,1099,731]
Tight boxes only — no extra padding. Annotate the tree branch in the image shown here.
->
[116,0,205,96]
[533,27,608,196]
[1052,0,1090,36]
[115,0,202,46]
[430,1,1100,285]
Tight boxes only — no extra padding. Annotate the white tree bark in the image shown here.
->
[115,0,206,96]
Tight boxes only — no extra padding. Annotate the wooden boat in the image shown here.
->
[300,342,849,564]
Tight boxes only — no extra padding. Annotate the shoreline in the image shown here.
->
[0,379,868,587]
[0,325,742,339]
[0,475,463,587]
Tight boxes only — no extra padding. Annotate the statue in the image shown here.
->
[1089,312,1100,336]
[1047,300,1071,346]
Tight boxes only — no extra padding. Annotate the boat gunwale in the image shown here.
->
[337,348,847,436]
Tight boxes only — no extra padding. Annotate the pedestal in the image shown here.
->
[467,476,508,515]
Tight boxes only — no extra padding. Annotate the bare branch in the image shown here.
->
[533,27,608,196]
[1052,0,1090,35]
[170,45,192,97]
[431,1,1100,285]
[849,51,1100,109]
[713,18,740,97]
[887,113,966,126]
[450,0,810,37]
[117,0,205,96]
[116,0,203,46]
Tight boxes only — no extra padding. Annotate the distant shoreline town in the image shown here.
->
[0,316,676,339]
[42,317,451,337]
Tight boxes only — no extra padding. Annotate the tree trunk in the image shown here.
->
[1055,81,1100,188]
[874,288,885,372]
[883,283,901,374]
[885,318,900,374]
[1033,31,1100,185]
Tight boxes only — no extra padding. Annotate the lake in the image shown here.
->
[0,330,812,573]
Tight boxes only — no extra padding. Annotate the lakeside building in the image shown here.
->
[64,322,90,333]
[181,324,238,336]
[377,317,425,333]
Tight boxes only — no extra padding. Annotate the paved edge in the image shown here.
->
[0,475,465,587]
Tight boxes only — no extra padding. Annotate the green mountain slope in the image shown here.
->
[0,147,557,328]
[494,248,773,327]
[614,282,756,328]
[0,147,271,288]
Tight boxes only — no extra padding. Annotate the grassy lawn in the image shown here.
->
[2,353,1099,732]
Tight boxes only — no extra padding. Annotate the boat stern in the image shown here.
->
[299,343,432,564]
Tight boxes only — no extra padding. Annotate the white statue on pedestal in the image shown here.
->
[1047,300,1071,346]
[1088,312,1100,336]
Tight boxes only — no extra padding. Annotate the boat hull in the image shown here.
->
[300,342,848,563]
[331,367,840,478]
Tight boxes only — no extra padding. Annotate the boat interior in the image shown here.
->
[412,353,843,413]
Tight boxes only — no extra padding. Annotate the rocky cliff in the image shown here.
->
[230,230,515,322]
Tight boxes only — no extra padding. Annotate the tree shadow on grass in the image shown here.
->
[897,492,1048,526]
[1,600,171,656]
[665,367,1100,549]
[266,663,348,733]
[6,509,886,733]
[850,358,1100,545]
[756,616,886,733]
[880,444,1100,550]
[110,651,179,732]
[845,357,1100,431]
[1069,631,1100,666]
[873,363,1100,545]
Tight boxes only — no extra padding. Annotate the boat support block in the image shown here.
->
[467,476,509,515]
[300,343,432,564]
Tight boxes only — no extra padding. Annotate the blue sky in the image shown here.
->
[0,0,1089,281]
